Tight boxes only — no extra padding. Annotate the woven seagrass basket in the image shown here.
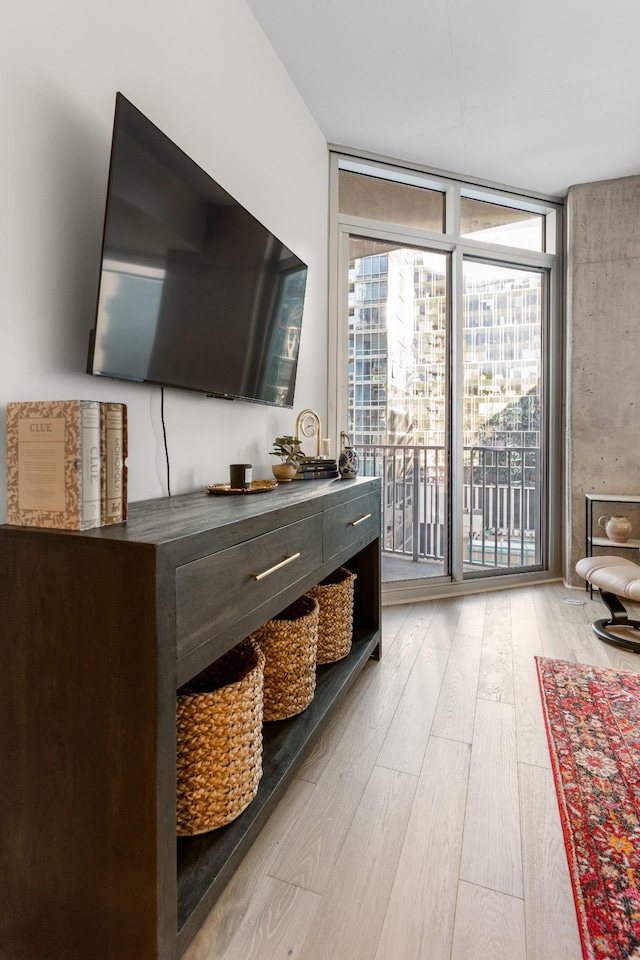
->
[176,639,265,836]
[306,567,357,663]
[250,595,319,721]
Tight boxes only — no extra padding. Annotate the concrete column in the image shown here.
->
[566,175,640,584]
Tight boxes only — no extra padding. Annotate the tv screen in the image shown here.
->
[87,93,308,407]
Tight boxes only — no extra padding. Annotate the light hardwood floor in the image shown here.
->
[184,582,640,960]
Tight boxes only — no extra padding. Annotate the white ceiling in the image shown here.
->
[246,0,640,198]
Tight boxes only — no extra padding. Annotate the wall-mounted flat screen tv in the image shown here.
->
[87,93,308,407]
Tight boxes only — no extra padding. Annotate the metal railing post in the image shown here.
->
[413,447,420,562]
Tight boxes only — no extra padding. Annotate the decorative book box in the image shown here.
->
[6,399,127,530]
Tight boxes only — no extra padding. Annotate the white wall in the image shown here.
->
[0,0,329,522]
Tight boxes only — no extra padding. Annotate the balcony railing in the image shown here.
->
[356,443,541,574]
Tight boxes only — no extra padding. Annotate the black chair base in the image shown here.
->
[592,589,640,653]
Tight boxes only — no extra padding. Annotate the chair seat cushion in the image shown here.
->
[576,555,640,603]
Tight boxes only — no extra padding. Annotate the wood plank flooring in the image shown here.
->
[183,582,640,960]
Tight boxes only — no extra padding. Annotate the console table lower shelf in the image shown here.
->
[0,476,382,960]
[177,627,379,953]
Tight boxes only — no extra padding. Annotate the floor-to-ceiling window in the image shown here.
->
[329,154,563,600]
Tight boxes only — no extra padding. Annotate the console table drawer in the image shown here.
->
[323,489,380,561]
[176,513,323,659]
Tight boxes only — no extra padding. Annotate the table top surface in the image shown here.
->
[586,494,640,503]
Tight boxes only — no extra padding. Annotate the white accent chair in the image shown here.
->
[575,554,640,652]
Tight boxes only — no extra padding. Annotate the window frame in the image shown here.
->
[328,148,565,602]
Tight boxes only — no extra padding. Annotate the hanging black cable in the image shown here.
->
[160,387,171,496]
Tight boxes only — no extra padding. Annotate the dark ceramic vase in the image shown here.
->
[338,434,359,480]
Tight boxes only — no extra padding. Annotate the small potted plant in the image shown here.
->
[270,435,305,482]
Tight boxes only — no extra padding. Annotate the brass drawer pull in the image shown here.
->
[252,552,301,582]
[349,513,372,527]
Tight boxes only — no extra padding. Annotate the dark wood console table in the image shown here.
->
[0,476,381,959]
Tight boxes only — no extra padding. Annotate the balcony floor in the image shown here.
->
[382,553,445,582]
[381,552,515,583]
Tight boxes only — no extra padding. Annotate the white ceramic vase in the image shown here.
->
[598,515,632,543]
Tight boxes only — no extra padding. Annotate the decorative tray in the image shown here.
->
[206,479,279,495]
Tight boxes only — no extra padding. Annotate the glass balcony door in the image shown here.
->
[461,260,545,578]
[346,238,548,587]
[347,236,451,583]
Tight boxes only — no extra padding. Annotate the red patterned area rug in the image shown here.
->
[537,657,640,960]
